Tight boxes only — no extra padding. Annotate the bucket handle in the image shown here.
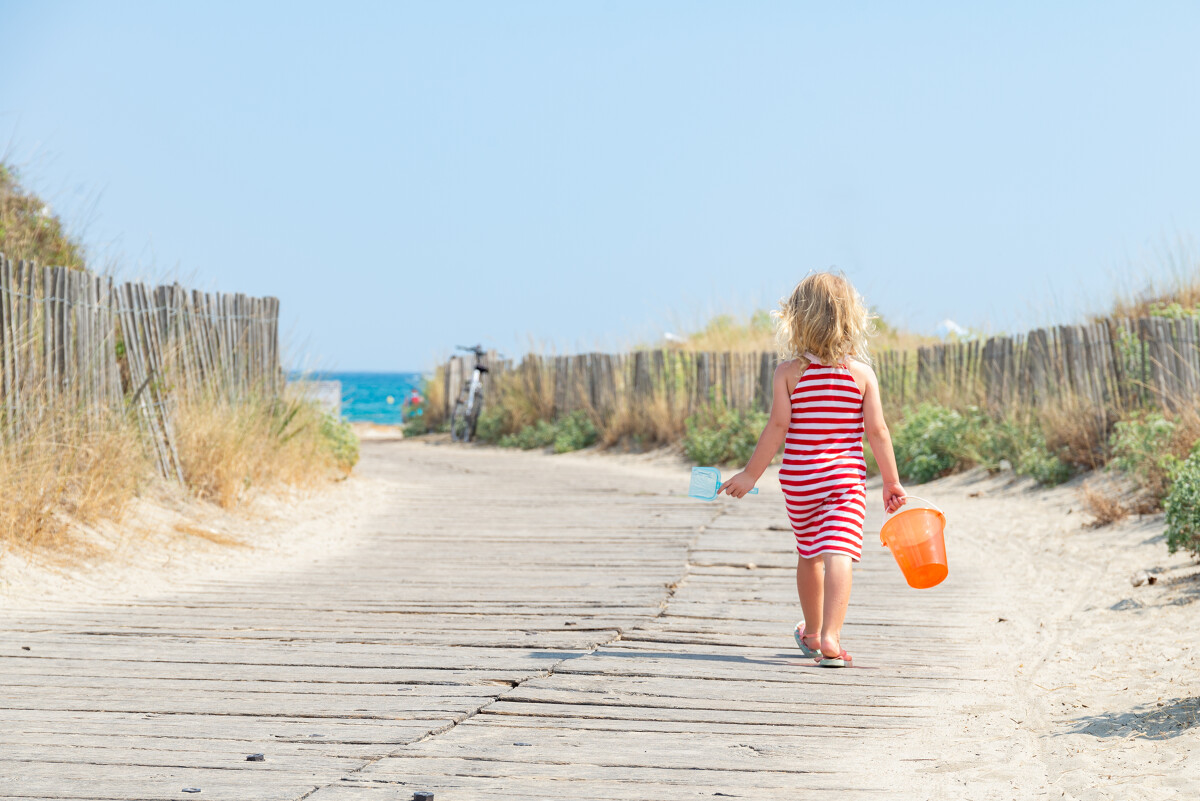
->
[880,495,945,547]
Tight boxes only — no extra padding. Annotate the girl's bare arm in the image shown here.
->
[720,363,795,498]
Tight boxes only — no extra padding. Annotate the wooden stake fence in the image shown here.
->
[443,317,1200,422]
[0,253,282,480]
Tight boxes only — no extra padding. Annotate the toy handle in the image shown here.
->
[880,495,943,546]
[885,495,942,516]
[749,488,759,495]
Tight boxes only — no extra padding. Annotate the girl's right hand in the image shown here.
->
[720,471,757,499]
[883,482,907,514]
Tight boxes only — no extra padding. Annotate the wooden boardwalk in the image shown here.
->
[0,442,1017,800]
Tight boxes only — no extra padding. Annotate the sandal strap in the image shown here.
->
[796,623,814,641]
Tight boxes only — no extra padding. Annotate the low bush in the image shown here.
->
[403,414,431,437]
[682,405,768,466]
[977,416,1072,486]
[892,404,976,484]
[494,411,600,453]
[1164,452,1200,558]
[1016,443,1073,486]
[499,420,557,450]
[319,413,360,472]
[1106,411,1200,509]
[473,407,507,443]
[1109,412,1177,494]
[890,405,1072,486]
[552,411,599,453]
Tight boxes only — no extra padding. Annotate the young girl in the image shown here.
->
[720,273,906,667]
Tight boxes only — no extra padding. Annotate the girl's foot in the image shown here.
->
[793,621,821,657]
[817,649,852,668]
[820,634,841,658]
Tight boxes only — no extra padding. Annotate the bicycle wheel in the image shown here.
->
[450,400,469,442]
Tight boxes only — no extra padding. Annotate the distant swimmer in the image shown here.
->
[404,388,425,419]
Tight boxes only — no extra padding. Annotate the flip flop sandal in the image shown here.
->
[817,649,852,668]
[793,621,821,658]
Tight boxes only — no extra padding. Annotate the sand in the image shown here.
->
[0,472,386,613]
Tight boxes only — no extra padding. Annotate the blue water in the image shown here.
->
[315,372,428,424]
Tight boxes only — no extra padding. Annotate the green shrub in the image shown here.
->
[1109,412,1178,497]
[974,415,1072,486]
[319,414,359,471]
[474,407,508,444]
[402,415,429,436]
[1016,445,1072,486]
[552,411,599,453]
[1164,452,1200,558]
[499,420,557,450]
[892,404,976,484]
[683,405,769,466]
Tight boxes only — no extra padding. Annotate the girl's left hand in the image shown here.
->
[883,481,907,514]
[720,471,757,499]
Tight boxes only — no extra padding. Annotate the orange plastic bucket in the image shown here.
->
[879,496,948,589]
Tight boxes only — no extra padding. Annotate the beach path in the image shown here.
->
[1,441,1196,800]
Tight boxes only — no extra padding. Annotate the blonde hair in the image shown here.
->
[773,272,874,365]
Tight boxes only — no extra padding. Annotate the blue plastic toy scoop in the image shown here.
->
[688,467,759,501]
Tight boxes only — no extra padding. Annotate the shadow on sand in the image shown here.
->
[1064,697,1200,740]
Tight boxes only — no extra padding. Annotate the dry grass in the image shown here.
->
[598,394,689,448]
[422,365,447,427]
[0,411,147,551]
[0,393,356,553]
[1038,399,1113,471]
[1107,245,1200,319]
[1081,479,1130,527]
[483,359,556,436]
[1168,406,1200,459]
[171,522,246,547]
[174,394,356,509]
[666,308,939,356]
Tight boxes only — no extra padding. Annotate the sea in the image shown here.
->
[302,372,428,425]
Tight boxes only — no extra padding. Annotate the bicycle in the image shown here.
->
[450,344,490,442]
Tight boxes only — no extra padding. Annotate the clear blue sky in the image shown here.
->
[2,1,1198,370]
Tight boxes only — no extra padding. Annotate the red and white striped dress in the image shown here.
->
[780,354,868,561]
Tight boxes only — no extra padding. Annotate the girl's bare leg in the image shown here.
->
[796,554,824,642]
[819,554,853,657]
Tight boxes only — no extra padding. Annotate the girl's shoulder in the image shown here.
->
[845,358,876,394]
[775,358,807,393]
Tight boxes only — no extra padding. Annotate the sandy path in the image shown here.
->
[0,441,1196,799]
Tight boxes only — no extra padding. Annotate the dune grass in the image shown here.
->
[0,393,358,553]
[0,410,147,551]
[667,308,938,354]
[1106,245,1200,320]
[174,393,358,510]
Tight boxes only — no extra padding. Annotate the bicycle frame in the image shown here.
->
[465,368,483,412]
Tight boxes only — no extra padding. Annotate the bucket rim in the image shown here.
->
[884,505,946,524]
[879,505,946,547]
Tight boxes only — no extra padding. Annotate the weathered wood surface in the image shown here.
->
[1,444,1022,799]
